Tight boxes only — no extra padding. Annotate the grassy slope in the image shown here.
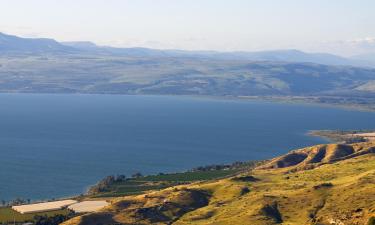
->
[63,142,375,225]
[176,154,375,225]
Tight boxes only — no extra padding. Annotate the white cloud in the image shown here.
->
[349,37,375,44]
[301,37,375,57]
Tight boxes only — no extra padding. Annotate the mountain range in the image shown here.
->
[0,32,76,53]
[0,32,373,67]
[0,32,375,109]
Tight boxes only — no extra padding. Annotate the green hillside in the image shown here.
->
[62,141,375,225]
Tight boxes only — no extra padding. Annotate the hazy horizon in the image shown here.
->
[1,0,375,57]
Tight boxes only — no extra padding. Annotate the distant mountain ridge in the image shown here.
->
[63,42,368,67]
[0,32,75,53]
[1,32,375,107]
[351,52,375,66]
[0,32,372,67]
[62,41,98,49]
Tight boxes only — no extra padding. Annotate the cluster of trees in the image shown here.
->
[88,172,144,194]
[34,212,75,225]
[0,198,31,206]
[190,160,259,172]
[344,136,367,144]
[88,160,261,196]
[190,164,232,172]
[88,175,123,194]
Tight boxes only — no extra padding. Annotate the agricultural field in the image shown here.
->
[89,168,242,198]
[0,207,70,224]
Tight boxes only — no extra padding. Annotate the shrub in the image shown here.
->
[368,217,375,225]
[313,182,333,190]
[231,175,259,182]
[240,187,250,195]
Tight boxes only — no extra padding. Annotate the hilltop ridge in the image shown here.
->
[258,142,375,170]
[62,141,375,225]
[0,32,361,66]
[0,32,75,53]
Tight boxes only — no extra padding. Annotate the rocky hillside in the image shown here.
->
[62,141,375,225]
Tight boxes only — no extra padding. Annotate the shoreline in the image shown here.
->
[5,127,375,204]
[0,92,374,112]
[308,129,375,143]
[1,94,375,206]
[2,161,259,206]
[5,129,366,203]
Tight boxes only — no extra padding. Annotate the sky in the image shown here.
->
[0,0,375,56]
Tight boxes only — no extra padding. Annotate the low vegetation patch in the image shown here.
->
[0,207,72,224]
[88,161,258,198]
[240,186,250,195]
[368,217,375,225]
[313,182,333,190]
[260,202,283,223]
[89,170,238,198]
[231,175,259,182]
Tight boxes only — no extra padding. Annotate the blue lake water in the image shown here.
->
[0,94,375,201]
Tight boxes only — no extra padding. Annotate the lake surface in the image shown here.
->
[1,94,375,201]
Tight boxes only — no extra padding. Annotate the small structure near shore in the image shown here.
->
[68,201,109,213]
[12,199,77,214]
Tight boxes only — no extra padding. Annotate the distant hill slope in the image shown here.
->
[0,32,371,67]
[351,53,375,67]
[0,32,75,53]
[1,32,375,107]
[1,53,375,97]
[60,42,369,67]
[184,49,359,66]
[61,38,368,67]
[62,141,375,225]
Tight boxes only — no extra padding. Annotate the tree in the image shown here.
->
[116,174,126,182]
[34,212,74,225]
[11,197,26,206]
[132,172,143,178]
